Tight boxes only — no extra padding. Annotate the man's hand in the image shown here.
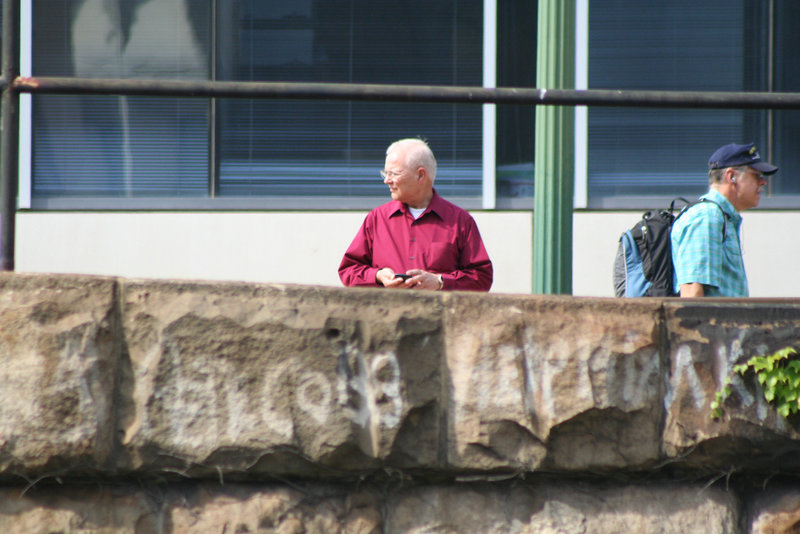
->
[405,269,443,290]
[376,268,443,290]
[376,268,407,288]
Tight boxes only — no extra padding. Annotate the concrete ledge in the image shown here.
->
[2,272,800,481]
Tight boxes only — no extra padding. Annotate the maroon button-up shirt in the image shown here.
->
[338,190,493,291]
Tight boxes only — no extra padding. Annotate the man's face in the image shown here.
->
[734,167,767,211]
[383,149,421,204]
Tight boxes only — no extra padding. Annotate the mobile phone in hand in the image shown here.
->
[394,273,411,280]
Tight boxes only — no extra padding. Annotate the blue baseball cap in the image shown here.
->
[708,142,778,175]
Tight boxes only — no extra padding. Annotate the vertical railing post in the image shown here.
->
[0,0,20,271]
[533,0,575,294]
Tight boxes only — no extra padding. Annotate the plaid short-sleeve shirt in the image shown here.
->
[671,189,747,297]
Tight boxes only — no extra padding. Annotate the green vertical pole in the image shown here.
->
[533,0,575,294]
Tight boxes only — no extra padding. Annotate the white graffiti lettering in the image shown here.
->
[295,370,333,426]
[370,352,403,429]
[139,340,405,448]
[668,344,706,411]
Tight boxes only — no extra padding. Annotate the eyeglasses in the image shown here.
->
[739,169,766,182]
[380,169,404,180]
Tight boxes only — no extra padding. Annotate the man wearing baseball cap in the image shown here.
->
[671,142,778,297]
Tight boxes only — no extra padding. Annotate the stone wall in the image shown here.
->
[2,272,800,533]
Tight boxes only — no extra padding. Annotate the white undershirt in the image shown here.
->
[409,207,426,219]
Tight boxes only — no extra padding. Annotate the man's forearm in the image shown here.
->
[442,264,493,292]
[339,259,381,287]
[680,282,705,297]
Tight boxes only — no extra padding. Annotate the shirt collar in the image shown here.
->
[389,189,445,220]
[703,188,742,224]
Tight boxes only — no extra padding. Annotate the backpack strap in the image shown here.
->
[669,197,690,213]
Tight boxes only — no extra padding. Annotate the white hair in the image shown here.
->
[386,138,437,181]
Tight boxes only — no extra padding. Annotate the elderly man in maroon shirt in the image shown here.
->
[338,138,493,291]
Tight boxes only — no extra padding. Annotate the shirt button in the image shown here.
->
[410,257,415,260]
[411,238,416,242]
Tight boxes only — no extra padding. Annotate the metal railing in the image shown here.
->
[3,0,800,272]
[11,75,800,109]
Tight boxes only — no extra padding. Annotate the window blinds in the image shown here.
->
[32,0,211,199]
[587,0,762,205]
[216,0,483,199]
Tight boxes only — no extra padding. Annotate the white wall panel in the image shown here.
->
[16,211,799,297]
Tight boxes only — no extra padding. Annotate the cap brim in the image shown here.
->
[751,161,779,175]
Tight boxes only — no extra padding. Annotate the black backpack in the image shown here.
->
[613,198,725,298]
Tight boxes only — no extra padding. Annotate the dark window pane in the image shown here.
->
[587,1,770,206]
[31,0,210,198]
[34,95,208,197]
[217,0,482,199]
[496,0,536,202]
[770,0,800,196]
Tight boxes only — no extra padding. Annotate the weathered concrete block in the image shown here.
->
[663,301,800,473]
[0,480,739,534]
[0,487,157,534]
[166,484,381,534]
[443,293,664,472]
[118,281,445,477]
[0,273,119,475]
[749,486,800,534]
[0,483,381,534]
[386,481,740,533]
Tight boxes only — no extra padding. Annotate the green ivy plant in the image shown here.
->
[711,347,800,420]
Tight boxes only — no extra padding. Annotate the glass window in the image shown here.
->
[770,0,800,196]
[26,1,794,209]
[587,1,772,207]
[31,0,211,199]
[496,0,537,205]
[216,0,482,201]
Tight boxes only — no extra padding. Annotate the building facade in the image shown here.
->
[6,1,800,296]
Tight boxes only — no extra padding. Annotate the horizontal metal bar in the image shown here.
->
[11,76,800,110]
